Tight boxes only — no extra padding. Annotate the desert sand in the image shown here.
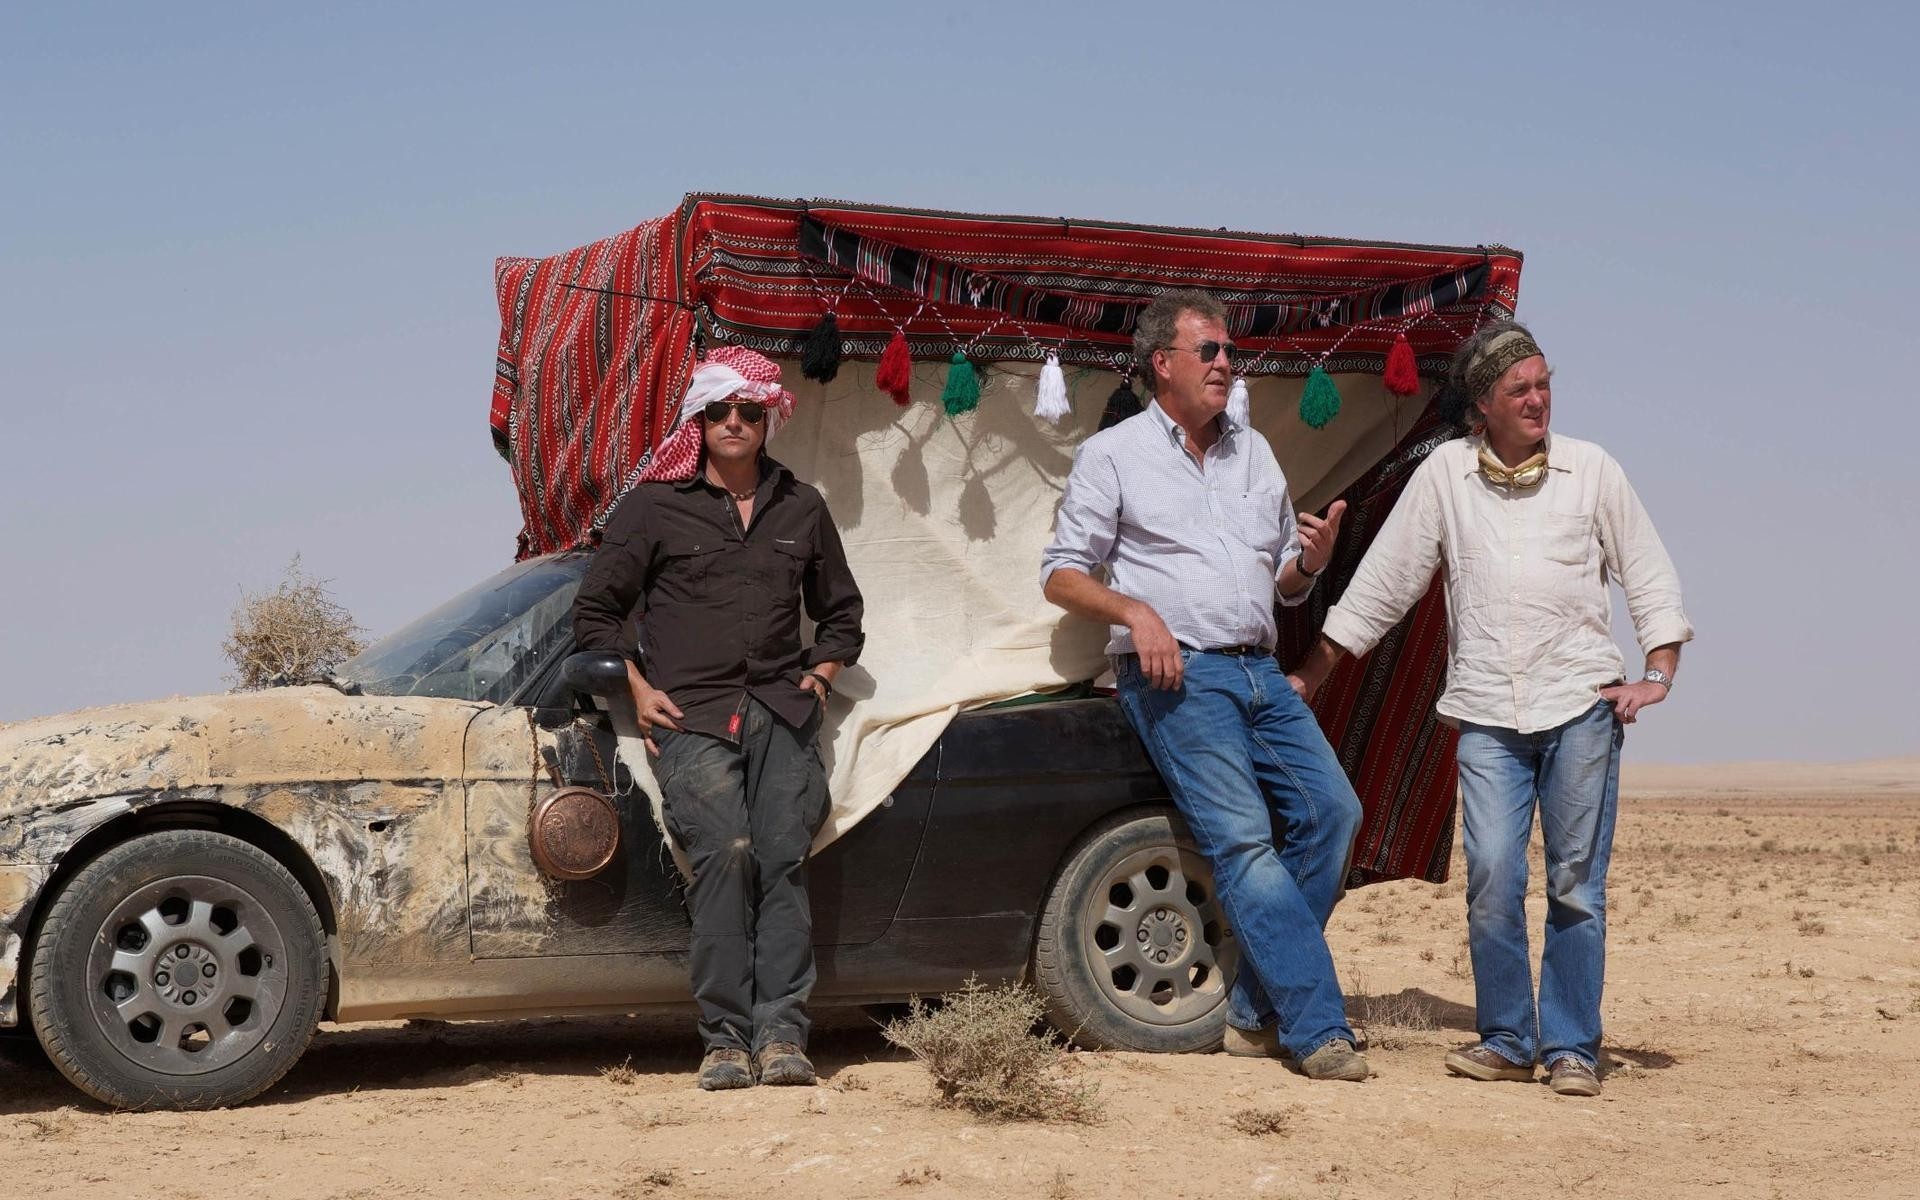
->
[4,760,1917,1200]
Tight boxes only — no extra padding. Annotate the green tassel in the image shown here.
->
[941,352,981,416]
[1300,365,1342,429]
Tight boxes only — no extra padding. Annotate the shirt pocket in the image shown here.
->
[1224,491,1286,557]
[654,537,723,602]
[1539,512,1594,567]
[769,536,812,592]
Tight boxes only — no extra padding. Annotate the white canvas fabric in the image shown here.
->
[613,357,1429,857]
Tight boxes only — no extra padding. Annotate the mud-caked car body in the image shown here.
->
[1,553,1232,1109]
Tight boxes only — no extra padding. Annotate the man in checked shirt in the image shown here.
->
[1290,321,1692,1097]
[1041,289,1370,1083]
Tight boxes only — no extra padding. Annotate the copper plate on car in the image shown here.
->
[528,786,621,880]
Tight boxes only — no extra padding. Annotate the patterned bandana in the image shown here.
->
[637,345,797,484]
[1462,329,1544,401]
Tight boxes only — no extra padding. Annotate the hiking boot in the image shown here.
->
[697,1047,753,1091]
[1295,1038,1370,1082]
[1547,1056,1602,1096]
[754,1041,817,1087]
[1221,1023,1283,1058]
[1444,1043,1535,1083]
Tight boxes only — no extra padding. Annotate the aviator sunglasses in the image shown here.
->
[1163,340,1240,367]
[701,400,766,424]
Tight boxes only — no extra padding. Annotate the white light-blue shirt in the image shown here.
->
[1041,400,1311,656]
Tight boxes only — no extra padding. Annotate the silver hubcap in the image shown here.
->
[1084,844,1235,1025]
[85,875,290,1075]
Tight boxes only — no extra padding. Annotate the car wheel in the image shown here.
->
[1032,809,1236,1052]
[27,829,328,1110]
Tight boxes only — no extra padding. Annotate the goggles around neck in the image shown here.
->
[1477,444,1549,490]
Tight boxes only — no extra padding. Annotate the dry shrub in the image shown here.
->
[223,555,364,688]
[882,977,1101,1123]
[601,1056,637,1086]
[896,1166,941,1186]
[1351,982,1438,1050]
[1229,1105,1300,1137]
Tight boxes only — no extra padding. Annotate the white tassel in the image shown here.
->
[1034,352,1071,424]
[1226,375,1251,429]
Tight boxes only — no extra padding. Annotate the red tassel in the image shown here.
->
[1383,333,1421,396]
[875,330,913,406]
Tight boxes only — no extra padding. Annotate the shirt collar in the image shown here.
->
[1146,399,1239,450]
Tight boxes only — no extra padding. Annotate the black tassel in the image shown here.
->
[801,312,842,383]
[1098,374,1142,431]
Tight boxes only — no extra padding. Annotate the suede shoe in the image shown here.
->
[697,1047,753,1091]
[1547,1056,1602,1096]
[1444,1043,1535,1083]
[1221,1023,1283,1058]
[1295,1038,1370,1082]
[754,1041,817,1087]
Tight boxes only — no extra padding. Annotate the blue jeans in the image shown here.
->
[1455,699,1624,1069]
[1114,649,1362,1059]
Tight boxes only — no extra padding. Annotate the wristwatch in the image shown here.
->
[1642,668,1673,691]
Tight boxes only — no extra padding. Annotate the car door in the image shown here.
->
[461,704,691,958]
[460,697,938,962]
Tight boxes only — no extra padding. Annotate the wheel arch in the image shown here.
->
[21,799,342,1028]
[1027,800,1186,955]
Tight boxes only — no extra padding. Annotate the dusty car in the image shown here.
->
[0,553,1231,1110]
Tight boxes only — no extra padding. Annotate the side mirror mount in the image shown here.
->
[529,652,631,725]
[561,652,631,698]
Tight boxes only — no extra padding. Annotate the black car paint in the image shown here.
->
[526,692,1168,1001]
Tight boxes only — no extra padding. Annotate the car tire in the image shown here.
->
[1032,809,1236,1053]
[27,829,328,1110]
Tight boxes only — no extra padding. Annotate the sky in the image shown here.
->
[3,2,1915,764]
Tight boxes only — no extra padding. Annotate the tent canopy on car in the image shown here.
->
[492,193,1524,886]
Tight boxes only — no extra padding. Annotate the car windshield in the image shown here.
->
[339,552,592,703]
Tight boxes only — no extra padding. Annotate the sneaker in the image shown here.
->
[1221,1023,1282,1058]
[754,1041,817,1087]
[1546,1056,1602,1096]
[1295,1038,1370,1082]
[1444,1043,1535,1083]
[697,1047,753,1091]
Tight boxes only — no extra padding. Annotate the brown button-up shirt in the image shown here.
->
[571,458,865,740]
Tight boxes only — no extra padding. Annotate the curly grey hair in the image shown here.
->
[1133,289,1227,395]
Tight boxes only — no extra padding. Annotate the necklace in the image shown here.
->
[705,468,756,502]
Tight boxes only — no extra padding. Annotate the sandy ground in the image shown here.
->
[5,761,1918,1200]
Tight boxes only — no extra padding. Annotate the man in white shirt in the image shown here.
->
[1042,289,1368,1083]
[1289,321,1692,1097]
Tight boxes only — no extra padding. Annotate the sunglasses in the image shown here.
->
[701,400,766,424]
[1163,340,1239,367]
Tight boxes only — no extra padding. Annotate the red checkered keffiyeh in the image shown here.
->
[637,345,797,484]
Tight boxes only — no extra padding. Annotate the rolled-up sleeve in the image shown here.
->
[804,500,865,668]
[1321,457,1446,658]
[1597,453,1693,654]
[1040,442,1121,588]
[571,499,649,660]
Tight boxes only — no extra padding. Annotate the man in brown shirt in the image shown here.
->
[572,346,863,1090]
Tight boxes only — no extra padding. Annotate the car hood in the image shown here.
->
[0,687,485,822]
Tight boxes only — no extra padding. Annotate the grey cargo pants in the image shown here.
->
[653,696,831,1053]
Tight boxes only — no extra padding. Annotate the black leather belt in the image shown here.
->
[1196,644,1270,657]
